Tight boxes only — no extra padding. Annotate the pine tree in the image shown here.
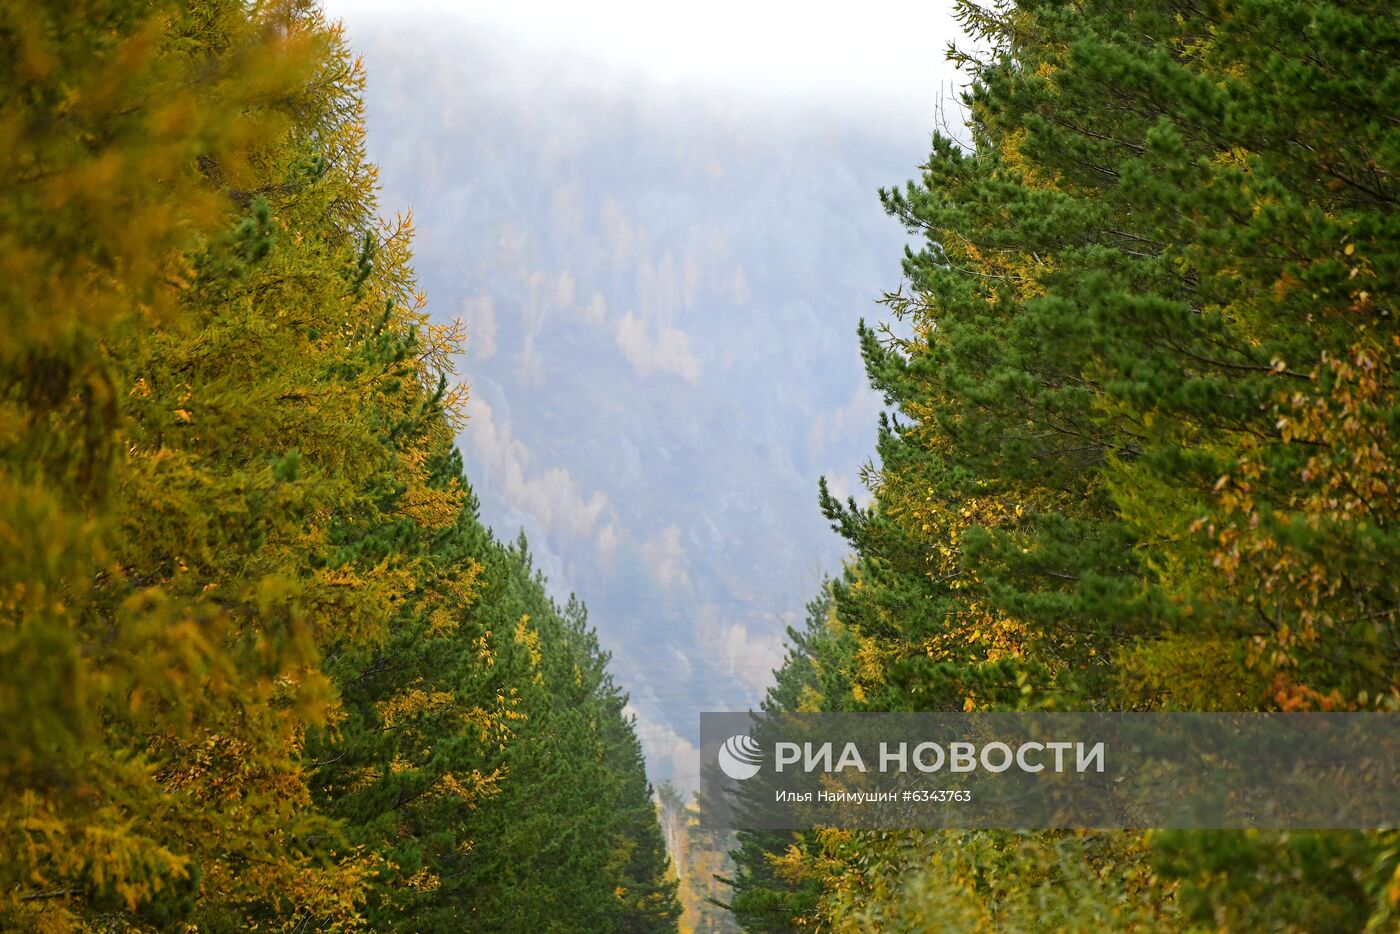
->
[725,588,849,932]
[734,0,1400,929]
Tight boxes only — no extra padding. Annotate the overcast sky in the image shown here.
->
[325,0,966,105]
[320,0,969,789]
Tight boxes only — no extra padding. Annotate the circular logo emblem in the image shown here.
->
[718,733,762,780]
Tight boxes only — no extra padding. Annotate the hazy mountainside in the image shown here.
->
[656,783,738,934]
[339,18,934,778]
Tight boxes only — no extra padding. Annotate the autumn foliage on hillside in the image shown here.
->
[0,1,677,930]
[729,1,1400,931]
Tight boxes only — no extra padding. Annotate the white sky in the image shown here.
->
[322,0,968,104]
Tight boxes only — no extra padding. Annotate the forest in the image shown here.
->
[3,0,1398,931]
[1,1,677,930]
[724,1,1400,931]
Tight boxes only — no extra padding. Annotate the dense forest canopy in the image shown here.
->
[0,0,677,929]
[4,0,1399,931]
[727,0,1400,931]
